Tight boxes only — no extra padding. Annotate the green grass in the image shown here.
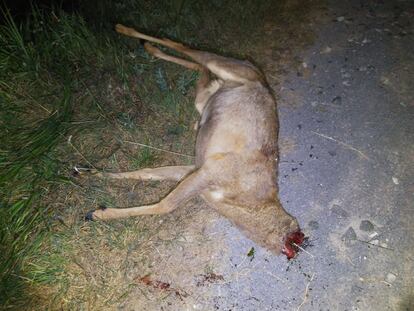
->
[0,8,71,305]
[130,148,157,169]
[0,0,318,309]
[0,6,129,308]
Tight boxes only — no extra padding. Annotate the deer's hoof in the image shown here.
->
[72,166,98,177]
[85,210,95,221]
[85,205,107,221]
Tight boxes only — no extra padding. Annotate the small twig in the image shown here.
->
[123,140,195,158]
[67,135,97,169]
[80,81,108,120]
[11,273,33,282]
[264,271,291,287]
[229,262,261,282]
[311,131,370,160]
[296,272,315,311]
[345,255,356,267]
[293,243,314,258]
[72,258,98,286]
[70,120,99,124]
[356,239,394,251]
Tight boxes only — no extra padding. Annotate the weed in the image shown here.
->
[130,148,157,170]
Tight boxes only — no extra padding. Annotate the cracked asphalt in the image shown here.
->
[276,0,414,310]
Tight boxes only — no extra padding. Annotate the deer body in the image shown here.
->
[84,25,304,258]
[197,82,278,207]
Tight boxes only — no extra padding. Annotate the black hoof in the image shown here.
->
[71,169,80,177]
[98,205,107,210]
[85,205,107,222]
[72,166,97,178]
[85,210,95,221]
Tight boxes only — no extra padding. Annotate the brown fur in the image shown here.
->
[85,24,301,255]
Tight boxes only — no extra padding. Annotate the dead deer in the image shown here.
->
[82,24,305,259]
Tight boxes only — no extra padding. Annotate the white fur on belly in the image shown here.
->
[210,190,224,201]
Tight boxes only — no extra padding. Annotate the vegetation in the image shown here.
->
[0,0,317,309]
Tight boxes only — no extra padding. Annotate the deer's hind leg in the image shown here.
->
[194,68,223,114]
[115,24,263,83]
[143,42,201,71]
[146,40,263,84]
[143,43,222,115]
[145,37,264,83]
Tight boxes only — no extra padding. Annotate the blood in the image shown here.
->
[281,230,305,260]
[138,275,170,290]
[137,275,188,300]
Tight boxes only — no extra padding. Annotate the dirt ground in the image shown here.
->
[40,0,414,310]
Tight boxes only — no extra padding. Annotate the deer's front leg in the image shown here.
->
[86,168,208,221]
[77,165,195,182]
